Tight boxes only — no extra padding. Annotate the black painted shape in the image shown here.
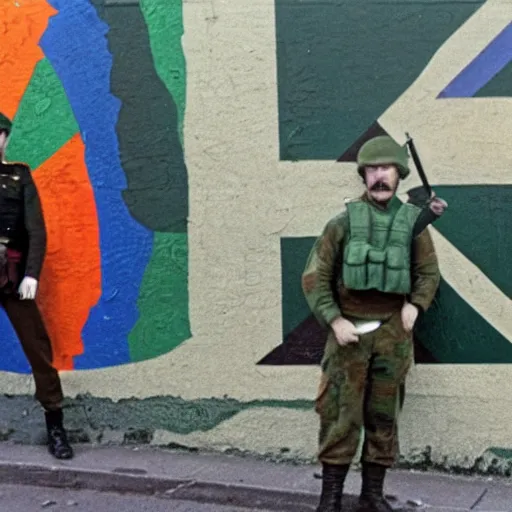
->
[258,313,440,365]
[91,0,188,232]
[337,121,389,162]
[258,315,327,365]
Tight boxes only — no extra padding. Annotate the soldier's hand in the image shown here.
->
[429,192,448,216]
[330,317,359,346]
[401,302,419,332]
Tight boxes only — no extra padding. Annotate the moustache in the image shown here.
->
[370,182,392,191]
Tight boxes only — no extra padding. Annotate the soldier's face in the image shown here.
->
[364,164,399,203]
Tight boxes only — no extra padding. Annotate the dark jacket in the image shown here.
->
[0,161,46,280]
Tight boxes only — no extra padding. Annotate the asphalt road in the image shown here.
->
[0,484,265,512]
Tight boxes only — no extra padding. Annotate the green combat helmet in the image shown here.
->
[0,112,12,135]
[357,135,410,179]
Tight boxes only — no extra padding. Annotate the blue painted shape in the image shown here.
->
[0,308,31,373]
[438,22,512,98]
[40,0,153,369]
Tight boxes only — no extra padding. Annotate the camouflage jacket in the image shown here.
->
[301,194,441,326]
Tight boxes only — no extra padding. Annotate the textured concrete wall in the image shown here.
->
[1,0,512,474]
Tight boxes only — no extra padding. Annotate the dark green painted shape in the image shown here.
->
[91,0,188,232]
[126,0,191,361]
[414,279,512,364]
[281,237,319,336]
[128,233,191,362]
[474,62,512,97]
[487,448,512,459]
[275,0,485,160]
[6,58,79,169]
[0,394,312,446]
[432,186,512,298]
[90,0,192,361]
[139,0,187,145]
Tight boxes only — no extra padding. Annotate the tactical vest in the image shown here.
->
[0,165,24,243]
[342,197,422,294]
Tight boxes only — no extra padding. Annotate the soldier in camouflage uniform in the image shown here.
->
[302,136,447,511]
[0,112,73,460]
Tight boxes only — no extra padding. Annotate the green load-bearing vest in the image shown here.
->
[342,197,422,294]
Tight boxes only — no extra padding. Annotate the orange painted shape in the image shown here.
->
[33,134,102,371]
[0,0,57,118]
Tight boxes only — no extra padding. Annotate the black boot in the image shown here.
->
[316,463,349,512]
[45,409,74,460]
[357,462,393,512]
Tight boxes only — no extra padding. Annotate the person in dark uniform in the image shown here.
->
[0,112,73,460]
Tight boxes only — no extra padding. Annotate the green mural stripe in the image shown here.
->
[91,0,188,233]
[73,395,313,435]
[126,0,191,361]
[433,185,512,298]
[474,62,512,97]
[128,233,191,362]
[275,0,486,160]
[0,395,312,443]
[6,58,79,168]
[140,0,186,145]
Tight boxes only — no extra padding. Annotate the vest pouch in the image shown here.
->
[367,249,386,290]
[385,245,410,293]
[343,241,370,289]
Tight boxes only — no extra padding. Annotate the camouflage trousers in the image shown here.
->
[314,311,413,467]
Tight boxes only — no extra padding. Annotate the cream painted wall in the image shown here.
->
[1,0,511,466]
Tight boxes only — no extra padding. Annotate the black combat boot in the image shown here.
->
[45,409,74,460]
[357,462,393,512]
[316,463,349,512]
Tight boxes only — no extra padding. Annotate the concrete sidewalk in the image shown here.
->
[0,443,511,511]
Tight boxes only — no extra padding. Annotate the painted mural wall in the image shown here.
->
[1,0,512,470]
[0,0,190,373]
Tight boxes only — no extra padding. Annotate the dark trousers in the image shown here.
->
[0,294,63,410]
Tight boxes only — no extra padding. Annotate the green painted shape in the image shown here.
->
[432,186,512,298]
[414,279,512,364]
[128,233,191,361]
[281,237,318,336]
[412,184,512,363]
[275,0,485,160]
[0,394,313,441]
[140,0,186,145]
[487,448,512,459]
[474,62,512,97]
[91,0,188,233]
[6,58,79,168]
[127,0,191,360]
